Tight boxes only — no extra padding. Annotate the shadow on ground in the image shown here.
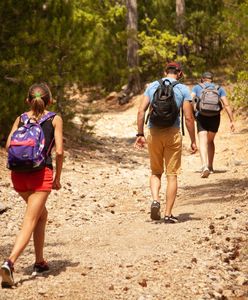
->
[67,135,148,169]
[194,169,227,174]
[180,178,248,205]
[150,212,202,224]
[19,259,80,286]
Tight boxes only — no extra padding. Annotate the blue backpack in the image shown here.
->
[7,112,56,172]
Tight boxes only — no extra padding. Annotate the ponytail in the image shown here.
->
[28,83,52,119]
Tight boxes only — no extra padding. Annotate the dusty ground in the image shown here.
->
[0,95,248,300]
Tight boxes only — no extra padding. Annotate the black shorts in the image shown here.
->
[196,114,220,133]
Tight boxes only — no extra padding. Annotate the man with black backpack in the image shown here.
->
[135,62,197,223]
[191,72,235,178]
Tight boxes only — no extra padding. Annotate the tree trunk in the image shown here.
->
[176,0,187,57]
[126,0,141,95]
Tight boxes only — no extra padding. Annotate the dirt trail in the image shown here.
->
[0,96,248,300]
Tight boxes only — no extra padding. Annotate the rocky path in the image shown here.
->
[0,97,248,300]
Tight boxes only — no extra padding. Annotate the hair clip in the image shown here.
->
[34,92,41,98]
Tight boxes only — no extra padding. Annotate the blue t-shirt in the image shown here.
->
[192,82,226,98]
[144,77,192,128]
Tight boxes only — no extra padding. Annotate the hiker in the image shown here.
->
[135,62,197,223]
[191,72,235,178]
[0,83,64,288]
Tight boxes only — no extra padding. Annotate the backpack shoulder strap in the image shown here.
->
[20,113,29,124]
[198,83,206,89]
[158,79,164,87]
[39,112,56,124]
[171,80,179,87]
[163,79,174,86]
[163,79,179,88]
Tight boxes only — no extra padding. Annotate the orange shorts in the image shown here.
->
[147,127,182,175]
[11,167,53,192]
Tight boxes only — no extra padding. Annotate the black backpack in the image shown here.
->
[147,79,180,128]
[196,83,222,116]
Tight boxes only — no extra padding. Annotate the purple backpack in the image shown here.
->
[7,112,56,172]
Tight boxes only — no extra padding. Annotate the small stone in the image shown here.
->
[0,202,8,214]
[222,289,234,297]
[236,275,248,286]
[209,224,215,230]
[215,214,225,220]
[38,289,47,295]
[234,289,246,297]
[229,249,239,260]
[212,284,223,294]
[223,257,230,264]
[231,264,240,271]
[109,284,114,290]
[138,279,147,288]
[211,291,222,299]
[191,257,197,264]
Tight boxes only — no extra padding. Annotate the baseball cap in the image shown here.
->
[202,71,213,80]
[166,62,183,71]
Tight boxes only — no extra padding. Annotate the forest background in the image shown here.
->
[0,0,247,143]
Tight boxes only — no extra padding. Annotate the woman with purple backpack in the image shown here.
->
[0,83,64,288]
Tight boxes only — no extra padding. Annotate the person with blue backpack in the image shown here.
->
[0,83,64,288]
[191,72,235,178]
[135,62,197,223]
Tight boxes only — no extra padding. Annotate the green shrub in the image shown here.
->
[229,71,248,109]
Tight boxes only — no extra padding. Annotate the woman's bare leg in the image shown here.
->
[207,131,217,170]
[8,192,49,264]
[198,131,209,168]
[33,206,48,263]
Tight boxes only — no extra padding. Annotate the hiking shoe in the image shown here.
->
[200,167,210,178]
[164,215,179,224]
[0,260,14,288]
[32,261,49,276]
[150,201,161,220]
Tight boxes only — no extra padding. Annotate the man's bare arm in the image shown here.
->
[135,95,150,149]
[137,95,150,134]
[221,95,235,131]
[183,100,197,153]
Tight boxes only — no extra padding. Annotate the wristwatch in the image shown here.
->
[136,133,144,137]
